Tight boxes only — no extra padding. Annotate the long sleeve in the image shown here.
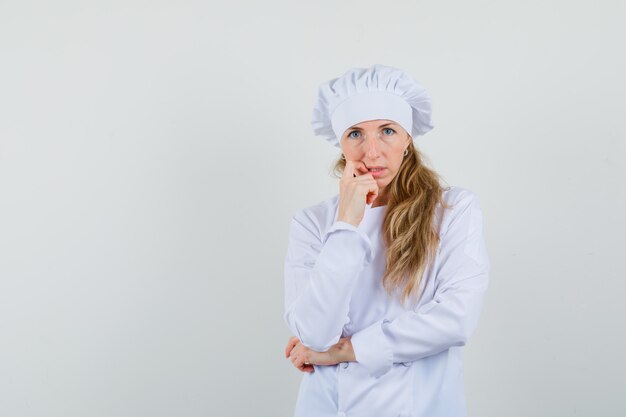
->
[349,191,490,378]
[283,210,374,352]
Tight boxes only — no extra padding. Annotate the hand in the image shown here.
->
[284,336,356,373]
[337,159,379,227]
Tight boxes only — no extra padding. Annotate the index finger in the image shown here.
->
[285,336,299,358]
[342,159,368,178]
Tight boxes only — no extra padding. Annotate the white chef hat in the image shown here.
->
[311,64,434,148]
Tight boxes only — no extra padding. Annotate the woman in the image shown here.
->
[282,64,490,417]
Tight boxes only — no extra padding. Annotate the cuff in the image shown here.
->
[322,221,374,265]
[350,318,393,378]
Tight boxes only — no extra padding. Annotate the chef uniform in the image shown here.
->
[283,64,490,417]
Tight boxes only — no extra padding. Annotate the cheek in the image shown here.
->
[342,147,358,157]
[389,159,403,172]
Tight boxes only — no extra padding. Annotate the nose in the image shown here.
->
[364,134,380,158]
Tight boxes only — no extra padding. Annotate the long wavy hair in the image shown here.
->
[331,139,452,307]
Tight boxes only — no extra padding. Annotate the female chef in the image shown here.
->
[282,64,490,417]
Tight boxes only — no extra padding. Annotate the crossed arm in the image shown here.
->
[283,191,489,378]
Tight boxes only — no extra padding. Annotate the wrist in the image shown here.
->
[337,217,359,227]
[338,337,356,362]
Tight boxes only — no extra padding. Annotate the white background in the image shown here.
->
[1,1,624,416]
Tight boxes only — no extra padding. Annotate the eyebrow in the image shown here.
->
[348,122,399,131]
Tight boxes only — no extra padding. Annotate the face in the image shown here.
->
[339,119,411,200]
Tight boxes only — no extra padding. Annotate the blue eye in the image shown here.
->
[383,128,396,135]
[347,131,361,139]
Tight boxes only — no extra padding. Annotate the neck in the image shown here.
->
[372,189,388,207]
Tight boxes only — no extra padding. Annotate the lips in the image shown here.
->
[368,167,386,177]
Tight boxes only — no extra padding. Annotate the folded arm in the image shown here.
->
[283,210,374,352]
[349,191,490,378]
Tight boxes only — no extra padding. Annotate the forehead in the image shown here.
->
[349,119,400,129]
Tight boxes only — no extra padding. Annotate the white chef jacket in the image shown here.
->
[283,185,490,417]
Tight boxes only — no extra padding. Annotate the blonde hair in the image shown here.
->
[331,140,452,307]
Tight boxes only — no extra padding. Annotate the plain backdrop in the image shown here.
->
[1,1,625,416]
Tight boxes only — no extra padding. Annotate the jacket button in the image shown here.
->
[341,362,349,369]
